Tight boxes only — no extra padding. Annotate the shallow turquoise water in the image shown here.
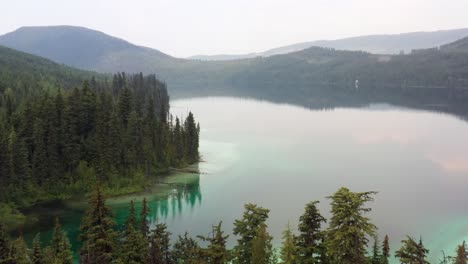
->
[24,97,468,262]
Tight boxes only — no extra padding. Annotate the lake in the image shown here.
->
[23,96,468,263]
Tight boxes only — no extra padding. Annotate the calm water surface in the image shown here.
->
[25,97,468,263]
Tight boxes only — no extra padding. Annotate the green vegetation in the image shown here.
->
[0,45,200,230]
[2,186,465,264]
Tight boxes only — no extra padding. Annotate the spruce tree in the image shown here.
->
[456,241,467,264]
[296,201,326,264]
[382,235,390,264]
[395,236,429,264]
[250,223,273,264]
[49,218,73,264]
[326,187,377,264]
[10,236,29,264]
[119,200,148,264]
[198,222,230,264]
[141,198,150,238]
[31,233,45,264]
[233,203,270,264]
[371,235,381,264]
[148,223,172,264]
[280,223,298,264]
[80,185,117,264]
[172,232,200,264]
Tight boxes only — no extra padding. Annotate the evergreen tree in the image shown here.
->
[250,223,273,264]
[172,232,200,264]
[326,187,377,264]
[31,233,45,264]
[296,201,327,264]
[280,223,298,264]
[141,198,150,238]
[119,200,148,264]
[80,186,117,264]
[382,235,390,264]
[10,236,29,264]
[233,203,270,264]
[48,218,73,264]
[371,235,381,264]
[395,236,429,264]
[198,222,230,264]
[455,241,467,264]
[148,223,172,264]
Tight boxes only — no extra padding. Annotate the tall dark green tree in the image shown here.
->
[250,223,273,264]
[198,222,230,264]
[382,235,390,264]
[371,235,381,264]
[148,223,172,264]
[172,232,200,264]
[233,203,270,264]
[296,201,327,264]
[80,186,118,264]
[280,223,298,264]
[48,218,73,264]
[31,234,45,264]
[326,187,377,264]
[141,198,150,238]
[119,200,147,264]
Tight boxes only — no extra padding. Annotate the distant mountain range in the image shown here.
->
[1,25,468,98]
[189,28,468,60]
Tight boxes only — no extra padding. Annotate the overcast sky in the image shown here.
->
[2,0,468,57]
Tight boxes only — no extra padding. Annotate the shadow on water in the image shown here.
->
[18,164,202,260]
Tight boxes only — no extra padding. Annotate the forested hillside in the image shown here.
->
[0,46,200,228]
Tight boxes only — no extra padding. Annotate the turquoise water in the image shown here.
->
[23,97,468,262]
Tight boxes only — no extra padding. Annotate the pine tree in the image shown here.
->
[250,223,273,264]
[326,187,377,264]
[198,222,230,264]
[280,223,298,264]
[371,235,380,264]
[296,201,327,264]
[233,203,270,264]
[395,236,429,264]
[31,233,45,264]
[49,218,73,264]
[10,236,29,264]
[455,241,467,264]
[119,200,148,264]
[80,185,117,264]
[382,235,390,264]
[148,223,172,264]
[141,198,150,238]
[172,232,200,264]
[126,200,137,230]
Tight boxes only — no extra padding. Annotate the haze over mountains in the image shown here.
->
[189,28,468,60]
[1,25,468,98]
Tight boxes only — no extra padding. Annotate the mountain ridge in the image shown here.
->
[189,28,468,60]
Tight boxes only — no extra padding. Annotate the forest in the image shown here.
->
[0,186,465,264]
[0,56,200,228]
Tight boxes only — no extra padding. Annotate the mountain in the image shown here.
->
[0,26,249,93]
[440,36,468,52]
[0,44,100,97]
[0,26,179,73]
[189,28,468,60]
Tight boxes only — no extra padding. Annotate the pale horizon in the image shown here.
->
[2,0,468,57]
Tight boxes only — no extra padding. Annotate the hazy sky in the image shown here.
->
[2,0,468,57]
